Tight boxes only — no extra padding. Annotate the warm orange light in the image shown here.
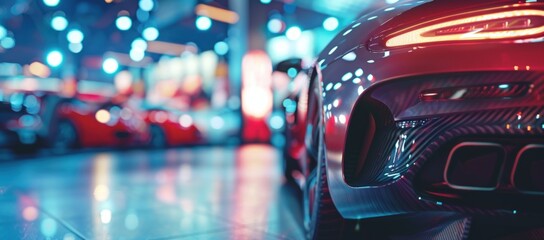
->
[386,9,544,47]
[95,109,111,124]
[195,4,239,24]
[93,184,110,201]
[28,62,51,78]
[157,80,178,98]
[114,70,133,94]
[182,75,202,95]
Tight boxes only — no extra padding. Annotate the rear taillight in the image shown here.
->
[386,9,544,47]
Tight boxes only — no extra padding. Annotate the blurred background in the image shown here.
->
[0,1,404,239]
[0,0,395,157]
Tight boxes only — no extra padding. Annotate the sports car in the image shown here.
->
[55,98,150,150]
[284,0,544,239]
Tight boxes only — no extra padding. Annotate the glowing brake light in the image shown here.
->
[386,10,544,47]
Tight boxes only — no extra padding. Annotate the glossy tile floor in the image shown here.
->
[0,145,305,239]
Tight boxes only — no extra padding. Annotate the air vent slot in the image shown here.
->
[420,83,532,102]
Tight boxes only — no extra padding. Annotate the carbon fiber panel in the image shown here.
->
[344,71,544,186]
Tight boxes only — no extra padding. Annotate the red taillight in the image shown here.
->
[424,17,540,37]
[386,9,544,47]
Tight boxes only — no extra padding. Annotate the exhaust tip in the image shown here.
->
[512,145,544,194]
[445,142,505,191]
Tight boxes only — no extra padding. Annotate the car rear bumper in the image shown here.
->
[328,71,544,219]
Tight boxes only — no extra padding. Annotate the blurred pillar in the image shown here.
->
[228,0,248,98]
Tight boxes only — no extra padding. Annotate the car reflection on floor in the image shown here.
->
[0,145,304,239]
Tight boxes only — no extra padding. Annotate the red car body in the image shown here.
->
[57,98,149,149]
[145,109,202,147]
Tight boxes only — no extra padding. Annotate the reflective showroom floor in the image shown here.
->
[0,145,305,239]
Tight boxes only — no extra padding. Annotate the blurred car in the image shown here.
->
[276,58,309,181]
[284,1,544,239]
[55,98,150,150]
[0,90,67,153]
[144,108,202,148]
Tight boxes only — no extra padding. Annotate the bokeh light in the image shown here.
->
[67,29,84,43]
[143,27,159,41]
[29,62,51,78]
[1,37,15,49]
[46,50,63,67]
[130,48,145,62]
[267,19,284,33]
[40,218,58,237]
[0,26,6,39]
[179,115,193,128]
[214,41,229,55]
[131,38,147,50]
[287,67,298,78]
[68,42,82,53]
[139,0,154,11]
[323,17,339,31]
[116,16,132,31]
[285,26,301,40]
[100,209,112,224]
[114,71,133,93]
[95,110,111,124]
[51,15,68,31]
[22,206,39,222]
[196,16,212,31]
[102,58,119,74]
[269,115,284,130]
[43,0,60,7]
[260,0,272,4]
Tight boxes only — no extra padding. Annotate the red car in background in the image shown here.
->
[145,108,202,148]
[55,97,150,150]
